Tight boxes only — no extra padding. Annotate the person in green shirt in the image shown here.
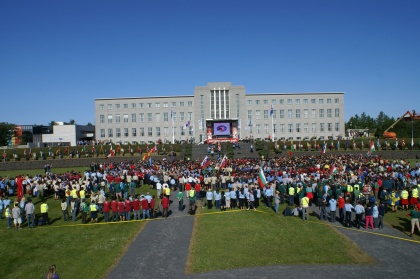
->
[336,184,342,199]
[123,182,129,199]
[177,190,184,211]
[406,207,420,237]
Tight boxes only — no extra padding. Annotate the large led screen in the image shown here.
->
[213,122,231,136]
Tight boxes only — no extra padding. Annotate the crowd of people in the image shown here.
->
[1,153,420,235]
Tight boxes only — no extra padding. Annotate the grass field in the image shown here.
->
[0,167,88,179]
[187,205,373,273]
[0,186,157,279]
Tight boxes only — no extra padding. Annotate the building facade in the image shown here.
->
[94,82,344,144]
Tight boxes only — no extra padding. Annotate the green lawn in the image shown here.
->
[0,186,157,279]
[382,207,420,238]
[0,167,88,179]
[187,205,373,273]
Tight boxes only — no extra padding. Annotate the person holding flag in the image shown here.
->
[369,140,375,154]
[201,155,210,170]
[258,168,267,188]
[321,142,327,155]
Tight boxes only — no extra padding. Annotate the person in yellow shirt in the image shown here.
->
[301,196,310,221]
[164,186,171,198]
[40,200,49,225]
[410,186,419,208]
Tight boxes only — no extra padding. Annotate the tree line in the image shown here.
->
[346,111,420,138]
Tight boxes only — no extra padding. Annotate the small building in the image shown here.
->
[33,123,95,147]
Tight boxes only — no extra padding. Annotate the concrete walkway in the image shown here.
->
[106,191,194,279]
[107,200,420,279]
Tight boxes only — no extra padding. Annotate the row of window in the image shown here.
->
[98,97,340,110]
[99,108,340,124]
[99,122,340,138]
[99,112,193,124]
[249,108,340,119]
[100,126,193,138]
[248,123,341,133]
[99,101,193,110]
[247,98,340,106]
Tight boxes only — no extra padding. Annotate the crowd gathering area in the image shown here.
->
[1,153,420,237]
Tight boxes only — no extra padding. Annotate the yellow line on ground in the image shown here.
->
[1,209,252,230]
[251,209,420,244]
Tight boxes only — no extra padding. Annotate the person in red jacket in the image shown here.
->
[118,199,125,221]
[111,198,118,222]
[162,195,169,218]
[141,195,150,219]
[125,198,132,221]
[338,195,345,223]
[103,197,111,222]
[132,196,141,220]
[150,197,156,218]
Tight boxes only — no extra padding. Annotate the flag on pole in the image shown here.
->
[258,168,267,188]
[201,155,210,169]
[218,141,221,152]
[330,165,338,175]
[170,107,174,120]
[185,120,190,128]
[64,146,69,154]
[321,142,326,155]
[369,140,375,153]
[220,155,228,168]
[198,119,203,130]
[395,138,398,148]
[270,105,273,117]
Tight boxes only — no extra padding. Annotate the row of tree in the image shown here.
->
[346,111,420,138]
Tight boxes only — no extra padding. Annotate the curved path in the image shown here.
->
[107,197,420,279]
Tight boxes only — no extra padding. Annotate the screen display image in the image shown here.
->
[213,122,231,136]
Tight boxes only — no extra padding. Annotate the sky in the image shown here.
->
[1,0,419,126]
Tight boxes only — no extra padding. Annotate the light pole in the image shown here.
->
[411,118,414,150]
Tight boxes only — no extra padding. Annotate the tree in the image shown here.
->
[49,121,57,126]
[0,122,16,146]
[69,119,76,125]
[87,122,94,127]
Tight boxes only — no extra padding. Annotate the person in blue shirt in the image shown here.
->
[328,197,337,223]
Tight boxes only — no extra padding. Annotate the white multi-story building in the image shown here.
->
[95,82,344,144]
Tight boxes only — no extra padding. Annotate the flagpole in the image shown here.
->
[271,112,274,142]
[171,107,175,144]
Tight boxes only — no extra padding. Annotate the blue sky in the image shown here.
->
[1,0,419,126]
